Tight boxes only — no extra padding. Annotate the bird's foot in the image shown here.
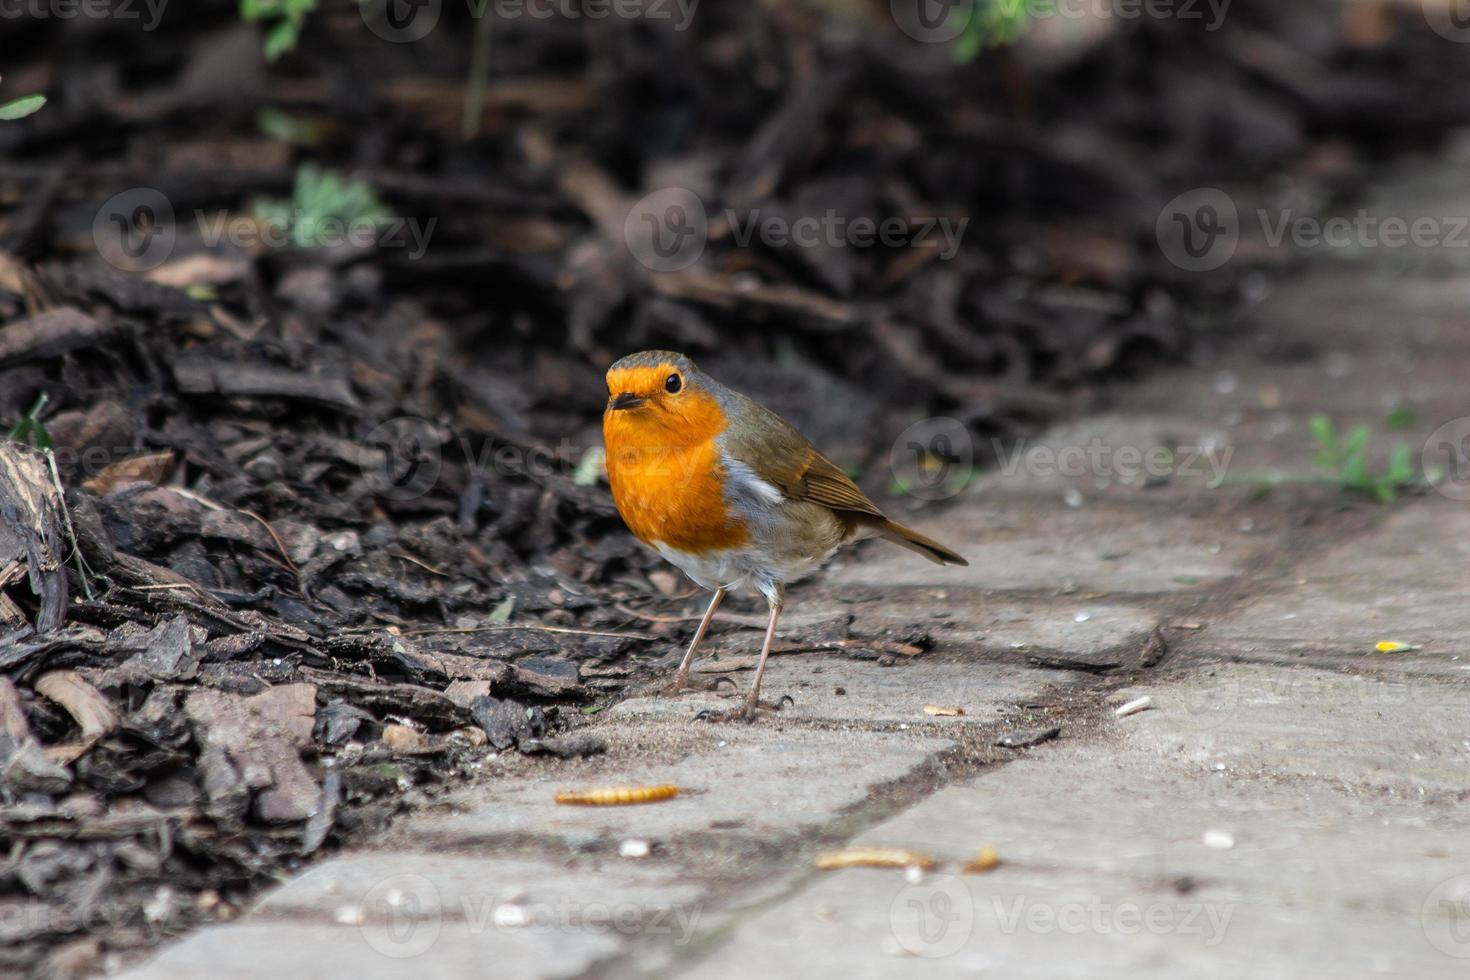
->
[695,694,794,723]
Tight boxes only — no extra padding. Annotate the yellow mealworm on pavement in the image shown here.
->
[554,784,680,806]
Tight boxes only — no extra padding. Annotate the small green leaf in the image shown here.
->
[1344,425,1371,458]
[0,95,46,121]
[6,393,52,448]
[1308,414,1336,452]
[1385,405,1417,430]
[263,19,300,61]
[488,596,515,622]
[1385,443,1415,485]
[573,446,605,487]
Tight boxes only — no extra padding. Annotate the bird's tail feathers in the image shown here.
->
[877,519,968,566]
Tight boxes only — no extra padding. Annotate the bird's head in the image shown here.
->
[604,350,725,444]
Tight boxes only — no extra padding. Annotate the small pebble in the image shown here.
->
[1203,829,1235,850]
[494,904,529,928]
[619,839,651,859]
[1074,612,1091,623]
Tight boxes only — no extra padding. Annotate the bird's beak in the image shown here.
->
[609,392,645,411]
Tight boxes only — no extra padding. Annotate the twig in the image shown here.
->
[400,623,655,642]
[614,603,845,630]
[388,551,448,577]
[240,508,297,573]
[461,0,495,140]
[167,488,298,572]
[44,448,94,601]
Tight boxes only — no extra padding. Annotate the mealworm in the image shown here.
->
[554,784,680,806]
[814,848,936,871]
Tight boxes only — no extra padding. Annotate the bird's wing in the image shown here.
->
[723,396,885,519]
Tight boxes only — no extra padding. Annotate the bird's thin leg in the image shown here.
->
[743,594,783,712]
[664,588,726,693]
[699,589,786,722]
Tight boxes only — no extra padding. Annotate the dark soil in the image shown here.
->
[1,1,1467,975]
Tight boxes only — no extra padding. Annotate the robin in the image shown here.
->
[603,350,968,721]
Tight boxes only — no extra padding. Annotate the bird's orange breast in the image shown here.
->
[603,389,749,555]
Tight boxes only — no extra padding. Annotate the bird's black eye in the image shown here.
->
[664,373,682,394]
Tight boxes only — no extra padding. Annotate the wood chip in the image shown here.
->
[995,726,1061,749]
[82,452,176,495]
[34,671,119,740]
[0,442,69,631]
[922,705,965,716]
[0,308,112,367]
[381,724,424,751]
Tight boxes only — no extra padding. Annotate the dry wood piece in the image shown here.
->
[34,671,119,740]
[170,358,362,411]
[814,848,937,871]
[380,724,424,751]
[0,307,112,366]
[81,452,176,495]
[0,442,69,631]
[554,785,680,806]
[0,676,31,746]
[184,686,321,824]
[922,705,965,717]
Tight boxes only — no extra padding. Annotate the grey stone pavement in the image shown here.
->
[120,165,1470,978]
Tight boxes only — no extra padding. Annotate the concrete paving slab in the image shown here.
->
[1206,499,1470,669]
[408,724,955,852]
[256,852,705,929]
[670,733,1470,979]
[612,657,1076,725]
[118,920,623,980]
[1115,663,1470,795]
[828,500,1265,594]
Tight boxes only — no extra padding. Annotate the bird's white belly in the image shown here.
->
[651,540,829,604]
